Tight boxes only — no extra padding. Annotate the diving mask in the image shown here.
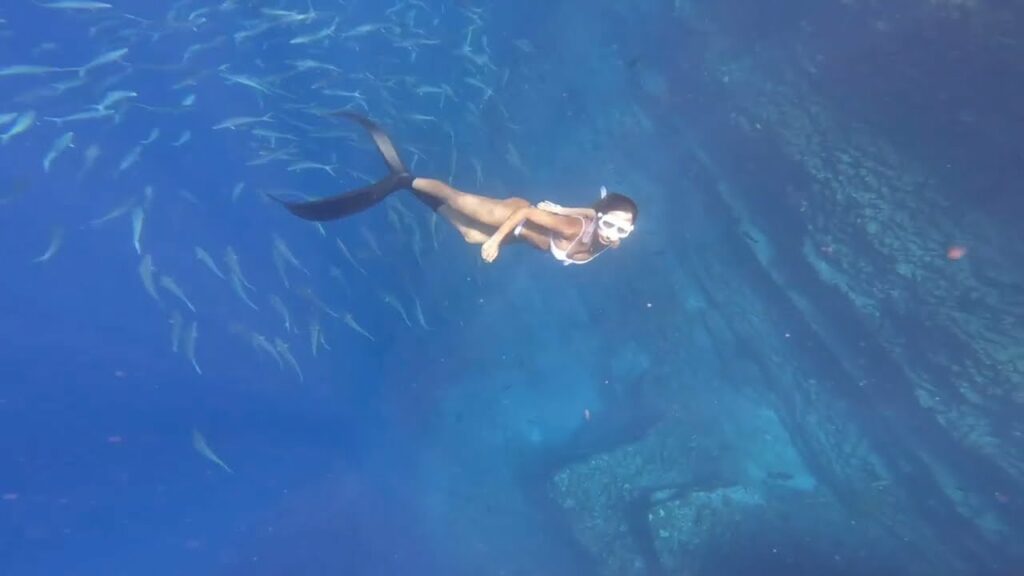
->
[597,212,634,240]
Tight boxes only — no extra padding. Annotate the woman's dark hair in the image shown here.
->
[592,191,638,223]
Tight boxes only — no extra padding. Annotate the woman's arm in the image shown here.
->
[481,206,581,263]
[537,201,597,219]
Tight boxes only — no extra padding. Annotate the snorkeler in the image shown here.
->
[275,112,638,265]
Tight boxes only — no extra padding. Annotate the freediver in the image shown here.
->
[274,112,638,265]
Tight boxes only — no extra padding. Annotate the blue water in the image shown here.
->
[2,1,1022,575]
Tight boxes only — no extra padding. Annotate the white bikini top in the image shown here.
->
[549,215,601,265]
[513,208,607,265]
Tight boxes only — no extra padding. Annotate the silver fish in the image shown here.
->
[212,113,273,130]
[169,311,184,353]
[93,90,137,110]
[117,145,142,176]
[382,293,412,327]
[269,295,292,332]
[251,333,282,368]
[130,207,144,254]
[194,246,225,279]
[191,429,231,472]
[43,132,74,173]
[272,235,309,276]
[336,238,366,275]
[412,295,431,330]
[171,130,191,146]
[40,1,113,10]
[224,247,254,290]
[138,254,161,303]
[159,275,195,312]
[32,227,64,263]
[273,338,303,382]
[79,144,100,178]
[44,108,113,126]
[89,196,134,227]
[77,47,128,77]
[230,274,258,310]
[343,312,375,342]
[0,65,73,77]
[184,321,201,374]
[309,318,321,357]
[140,128,160,145]
[1,111,36,145]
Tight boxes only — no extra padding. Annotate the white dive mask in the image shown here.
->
[597,186,634,241]
[597,212,634,240]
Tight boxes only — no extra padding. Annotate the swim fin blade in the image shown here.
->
[274,112,422,222]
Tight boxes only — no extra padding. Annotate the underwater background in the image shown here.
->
[1,1,1022,575]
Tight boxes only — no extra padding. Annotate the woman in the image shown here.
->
[276,112,638,265]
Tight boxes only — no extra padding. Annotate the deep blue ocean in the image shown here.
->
[2,1,1022,575]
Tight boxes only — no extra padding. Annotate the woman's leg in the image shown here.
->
[412,178,527,228]
[437,205,493,244]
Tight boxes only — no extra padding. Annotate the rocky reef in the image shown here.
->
[528,0,1024,574]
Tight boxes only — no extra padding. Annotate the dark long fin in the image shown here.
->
[275,112,440,221]
[331,111,407,174]
[270,173,410,221]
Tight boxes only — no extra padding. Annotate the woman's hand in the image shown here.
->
[536,201,564,214]
[481,237,501,263]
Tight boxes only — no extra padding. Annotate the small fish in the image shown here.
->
[184,321,201,374]
[42,132,75,173]
[171,130,191,146]
[309,318,321,357]
[299,288,339,318]
[39,1,113,10]
[93,90,137,110]
[32,226,64,263]
[138,254,161,303]
[274,338,303,382]
[289,17,338,45]
[328,266,351,295]
[251,128,297,147]
[247,147,297,166]
[224,247,254,290]
[0,65,73,77]
[191,429,231,473]
[130,207,144,254]
[360,227,383,257]
[44,108,115,126]
[213,113,273,130]
[272,235,309,276]
[117,145,142,176]
[382,293,412,327]
[194,246,225,279]
[181,93,196,107]
[287,160,335,176]
[230,182,245,202]
[272,250,290,288]
[336,238,366,275]
[77,47,128,77]
[230,274,258,310]
[249,333,282,368]
[79,144,101,178]
[169,311,184,353]
[269,295,292,332]
[159,275,195,312]
[1,111,36,145]
[343,312,375,342]
[139,127,160,145]
[412,295,431,329]
[89,196,133,227]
